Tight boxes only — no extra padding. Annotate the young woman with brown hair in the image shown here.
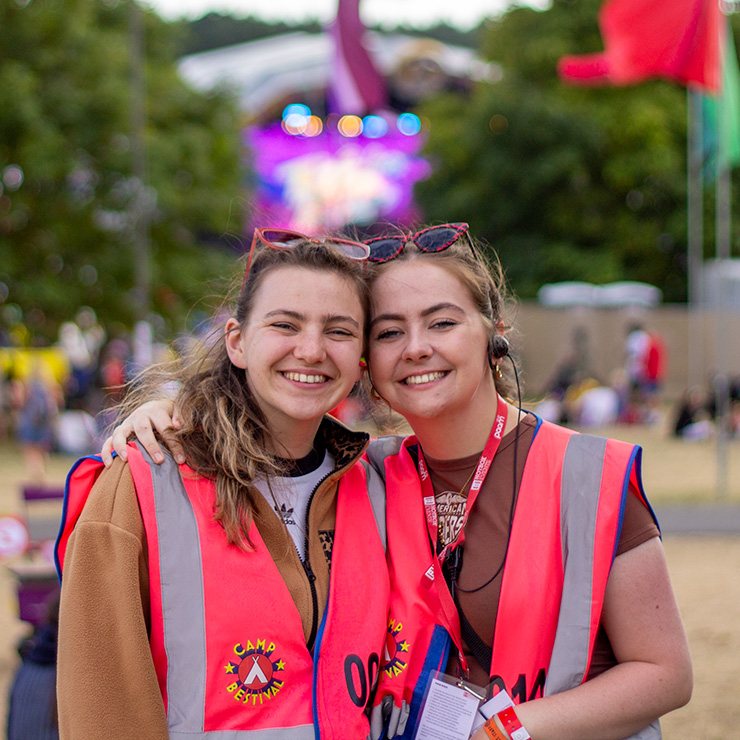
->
[56,232,390,740]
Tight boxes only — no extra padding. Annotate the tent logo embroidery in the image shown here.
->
[381,617,410,678]
[225,640,286,705]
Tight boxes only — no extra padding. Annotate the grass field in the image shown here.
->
[0,415,738,739]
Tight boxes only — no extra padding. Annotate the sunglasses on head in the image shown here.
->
[243,228,370,283]
[364,222,471,263]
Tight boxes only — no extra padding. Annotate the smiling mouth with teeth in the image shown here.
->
[281,371,329,384]
[402,371,448,386]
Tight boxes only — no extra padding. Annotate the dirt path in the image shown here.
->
[660,536,740,739]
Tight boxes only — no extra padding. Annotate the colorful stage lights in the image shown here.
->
[280,105,423,139]
[362,115,388,138]
[337,115,362,137]
[397,113,421,136]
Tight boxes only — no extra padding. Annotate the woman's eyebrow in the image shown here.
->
[264,309,303,320]
[264,309,360,329]
[370,303,464,328]
[420,302,464,317]
[369,312,403,328]
[325,314,361,329]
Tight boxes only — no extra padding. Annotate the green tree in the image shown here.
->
[416,0,694,301]
[0,0,244,343]
[180,12,481,57]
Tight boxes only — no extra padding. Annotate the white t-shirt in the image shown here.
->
[253,450,334,560]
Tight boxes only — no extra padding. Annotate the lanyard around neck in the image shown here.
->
[413,395,509,677]
[418,394,508,564]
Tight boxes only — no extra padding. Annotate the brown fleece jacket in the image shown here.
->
[56,418,369,739]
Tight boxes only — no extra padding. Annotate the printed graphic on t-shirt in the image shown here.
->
[319,530,334,567]
[274,503,296,527]
[435,490,468,548]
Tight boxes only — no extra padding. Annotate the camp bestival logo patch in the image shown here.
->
[381,617,410,678]
[225,639,285,705]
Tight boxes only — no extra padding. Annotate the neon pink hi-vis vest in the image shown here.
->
[57,444,390,740]
[368,418,660,740]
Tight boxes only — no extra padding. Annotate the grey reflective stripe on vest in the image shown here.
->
[544,435,661,740]
[365,435,404,480]
[168,729,315,740]
[360,459,388,551]
[370,694,410,740]
[545,433,608,696]
[139,447,315,740]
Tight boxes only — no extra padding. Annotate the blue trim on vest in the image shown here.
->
[312,592,331,739]
[528,411,545,440]
[613,445,659,563]
[55,453,105,582]
[614,455,630,564]
[398,624,451,739]
[629,446,660,536]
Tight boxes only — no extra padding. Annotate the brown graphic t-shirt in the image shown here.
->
[423,414,660,687]
[435,489,469,548]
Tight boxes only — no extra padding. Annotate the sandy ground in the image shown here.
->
[0,417,738,739]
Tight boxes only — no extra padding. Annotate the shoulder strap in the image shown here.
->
[359,459,387,551]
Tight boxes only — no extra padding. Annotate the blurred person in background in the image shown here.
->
[623,322,666,425]
[7,593,60,740]
[11,356,62,481]
[672,386,714,441]
[57,307,105,406]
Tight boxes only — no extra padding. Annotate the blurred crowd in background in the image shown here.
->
[534,321,740,442]
[3,300,740,488]
[0,306,190,481]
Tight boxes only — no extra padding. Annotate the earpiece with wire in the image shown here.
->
[488,335,510,378]
[490,335,510,360]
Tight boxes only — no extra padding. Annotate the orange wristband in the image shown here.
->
[483,717,510,740]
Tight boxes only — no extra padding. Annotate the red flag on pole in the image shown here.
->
[558,0,722,92]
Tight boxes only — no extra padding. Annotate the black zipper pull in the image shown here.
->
[304,562,317,582]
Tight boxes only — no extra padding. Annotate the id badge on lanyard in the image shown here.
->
[413,673,516,740]
[417,396,508,677]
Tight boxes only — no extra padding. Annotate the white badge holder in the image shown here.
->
[413,671,516,740]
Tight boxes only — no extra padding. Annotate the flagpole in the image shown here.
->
[687,88,704,389]
[714,13,732,499]
[715,165,730,498]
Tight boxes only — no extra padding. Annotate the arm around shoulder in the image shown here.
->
[57,458,169,739]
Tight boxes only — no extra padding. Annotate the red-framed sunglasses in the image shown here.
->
[243,228,370,283]
[364,222,471,263]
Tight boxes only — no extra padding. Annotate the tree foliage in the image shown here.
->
[181,12,323,55]
[0,0,244,343]
[415,0,703,302]
[180,11,481,56]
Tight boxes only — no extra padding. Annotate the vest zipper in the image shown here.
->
[303,559,319,651]
[301,437,368,652]
[302,467,334,653]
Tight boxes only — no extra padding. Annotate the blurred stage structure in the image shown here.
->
[177,10,498,233]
